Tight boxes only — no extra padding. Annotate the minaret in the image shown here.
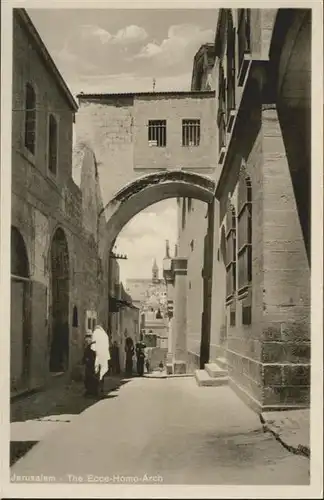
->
[152,258,159,283]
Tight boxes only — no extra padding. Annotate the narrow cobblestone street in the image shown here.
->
[11,376,310,485]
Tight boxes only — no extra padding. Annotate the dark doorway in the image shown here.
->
[11,227,31,392]
[49,228,70,373]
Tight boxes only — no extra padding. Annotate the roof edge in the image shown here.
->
[15,9,78,112]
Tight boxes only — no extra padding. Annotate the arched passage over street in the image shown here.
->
[99,170,216,259]
[98,169,216,372]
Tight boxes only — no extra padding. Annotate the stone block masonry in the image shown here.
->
[75,92,217,210]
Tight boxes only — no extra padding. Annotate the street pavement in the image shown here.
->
[10,376,310,485]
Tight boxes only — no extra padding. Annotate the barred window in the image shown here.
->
[24,83,36,155]
[182,119,200,146]
[48,114,58,175]
[148,120,166,147]
[238,176,252,292]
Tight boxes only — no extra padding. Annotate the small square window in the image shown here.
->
[182,119,200,146]
[148,120,166,147]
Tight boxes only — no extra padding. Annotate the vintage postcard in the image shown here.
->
[0,0,323,498]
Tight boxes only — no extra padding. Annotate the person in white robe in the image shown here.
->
[91,324,111,394]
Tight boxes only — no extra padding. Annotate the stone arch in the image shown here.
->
[10,226,31,390]
[270,9,311,262]
[99,170,216,260]
[49,227,70,373]
[97,170,215,329]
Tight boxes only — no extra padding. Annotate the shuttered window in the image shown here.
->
[24,83,36,155]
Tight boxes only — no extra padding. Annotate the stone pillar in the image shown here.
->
[172,257,188,374]
[261,104,310,409]
[163,254,175,374]
[166,317,173,374]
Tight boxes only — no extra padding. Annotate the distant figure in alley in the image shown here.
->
[136,338,146,376]
[125,336,135,376]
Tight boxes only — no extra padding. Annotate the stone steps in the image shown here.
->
[194,369,228,387]
[215,357,227,370]
[204,362,227,378]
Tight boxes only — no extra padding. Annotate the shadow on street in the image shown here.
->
[10,374,130,466]
[10,375,130,423]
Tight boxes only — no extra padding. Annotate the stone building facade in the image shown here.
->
[10,9,107,395]
[173,8,311,411]
[75,90,217,209]
[175,43,219,370]
[212,8,311,411]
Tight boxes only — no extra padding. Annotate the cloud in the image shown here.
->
[80,24,113,44]
[114,25,148,44]
[133,23,214,68]
[79,23,147,45]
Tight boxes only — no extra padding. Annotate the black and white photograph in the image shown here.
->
[0,0,323,498]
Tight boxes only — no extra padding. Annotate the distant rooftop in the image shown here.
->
[77,90,215,100]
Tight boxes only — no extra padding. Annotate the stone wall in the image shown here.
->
[133,94,217,173]
[11,15,106,392]
[177,198,207,359]
[75,92,217,211]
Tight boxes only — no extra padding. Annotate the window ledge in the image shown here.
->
[237,284,251,299]
[19,146,36,167]
[238,53,252,86]
[226,294,235,305]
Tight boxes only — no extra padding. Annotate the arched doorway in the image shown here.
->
[49,228,70,373]
[11,226,31,391]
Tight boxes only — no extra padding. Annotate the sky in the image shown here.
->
[28,8,217,281]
